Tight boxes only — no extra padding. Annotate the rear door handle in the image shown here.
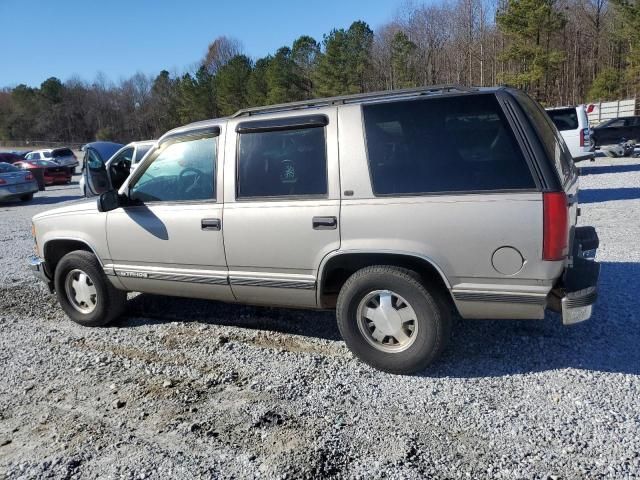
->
[312,216,337,230]
[201,218,221,231]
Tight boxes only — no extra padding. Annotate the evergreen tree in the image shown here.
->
[496,0,566,98]
[247,57,271,106]
[391,31,418,89]
[266,47,305,104]
[216,55,252,116]
[587,67,624,100]
[292,36,320,98]
[315,21,374,96]
[611,0,640,95]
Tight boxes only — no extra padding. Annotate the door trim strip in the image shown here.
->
[104,264,317,290]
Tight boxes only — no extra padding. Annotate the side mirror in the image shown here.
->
[97,190,121,212]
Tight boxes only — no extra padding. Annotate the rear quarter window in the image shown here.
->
[362,94,535,195]
[512,91,576,185]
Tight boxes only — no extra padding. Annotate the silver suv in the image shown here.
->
[29,86,600,374]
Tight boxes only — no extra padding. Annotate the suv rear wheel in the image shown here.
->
[54,250,127,327]
[336,266,451,374]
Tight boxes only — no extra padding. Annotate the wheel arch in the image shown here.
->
[43,238,103,277]
[317,251,452,308]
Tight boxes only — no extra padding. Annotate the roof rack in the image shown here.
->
[231,84,477,118]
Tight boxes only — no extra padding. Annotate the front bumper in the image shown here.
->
[549,226,600,325]
[29,256,53,292]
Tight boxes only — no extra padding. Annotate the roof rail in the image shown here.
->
[231,85,477,118]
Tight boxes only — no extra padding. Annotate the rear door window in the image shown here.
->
[547,108,579,131]
[236,126,327,199]
[362,94,535,195]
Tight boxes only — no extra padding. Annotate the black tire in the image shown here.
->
[20,193,33,202]
[336,266,451,374]
[54,250,127,327]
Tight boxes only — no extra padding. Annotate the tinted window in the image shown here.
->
[237,127,327,198]
[363,95,535,195]
[513,91,575,184]
[52,148,74,157]
[547,108,579,131]
[42,151,52,158]
[31,153,41,160]
[131,136,216,203]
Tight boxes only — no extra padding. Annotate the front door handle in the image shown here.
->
[201,218,221,231]
[312,216,337,230]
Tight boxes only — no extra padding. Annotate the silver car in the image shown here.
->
[29,86,600,374]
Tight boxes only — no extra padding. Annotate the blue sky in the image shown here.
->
[0,0,404,88]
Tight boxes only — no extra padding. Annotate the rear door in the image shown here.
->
[222,111,340,308]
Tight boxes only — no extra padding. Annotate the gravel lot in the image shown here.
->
[1,158,640,479]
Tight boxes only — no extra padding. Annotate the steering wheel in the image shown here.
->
[178,167,205,196]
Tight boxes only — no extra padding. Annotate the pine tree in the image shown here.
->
[216,55,252,116]
[496,0,566,99]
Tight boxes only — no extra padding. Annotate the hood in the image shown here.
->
[32,198,98,221]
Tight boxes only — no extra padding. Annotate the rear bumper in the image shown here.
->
[0,181,39,200]
[548,226,600,325]
[29,256,53,292]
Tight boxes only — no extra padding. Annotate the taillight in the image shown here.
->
[586,104,595,114]
[580,128,586,147]
[0,178,6,185]
[543,192,569,261]
[25,172,34,181]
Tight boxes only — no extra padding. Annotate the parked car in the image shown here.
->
[545,105,594,161]
[13,159,72,185]
[0,152,25,164]
[25,148,79,174]
[0,162,38,202]
[79,140,154,197]
[591,116,640,153]
[29,86,600,374]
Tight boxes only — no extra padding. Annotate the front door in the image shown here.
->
[222,111,341,307]
[105,129,233,301]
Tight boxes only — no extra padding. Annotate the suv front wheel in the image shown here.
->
[54,250,127,327]
[336,266,451,374]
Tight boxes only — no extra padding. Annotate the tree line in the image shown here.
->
[1,0,639,145]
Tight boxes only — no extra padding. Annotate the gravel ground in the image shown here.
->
[1,159,639,479]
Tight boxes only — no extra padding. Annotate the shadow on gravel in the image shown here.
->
[580,164,640,176]
[579,188,640,203]
[426,262,640,378]
[117,293,341,341]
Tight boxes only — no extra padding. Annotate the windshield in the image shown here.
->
[31,160,58,167]
[0,162,19,173]
[547,108,578,131]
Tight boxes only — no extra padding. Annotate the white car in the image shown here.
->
[26,148,80,172]
[546,105,594,162]
[79,140,155,197]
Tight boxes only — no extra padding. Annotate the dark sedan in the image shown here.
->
[0,152,25,164]
[591,116,640,148]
